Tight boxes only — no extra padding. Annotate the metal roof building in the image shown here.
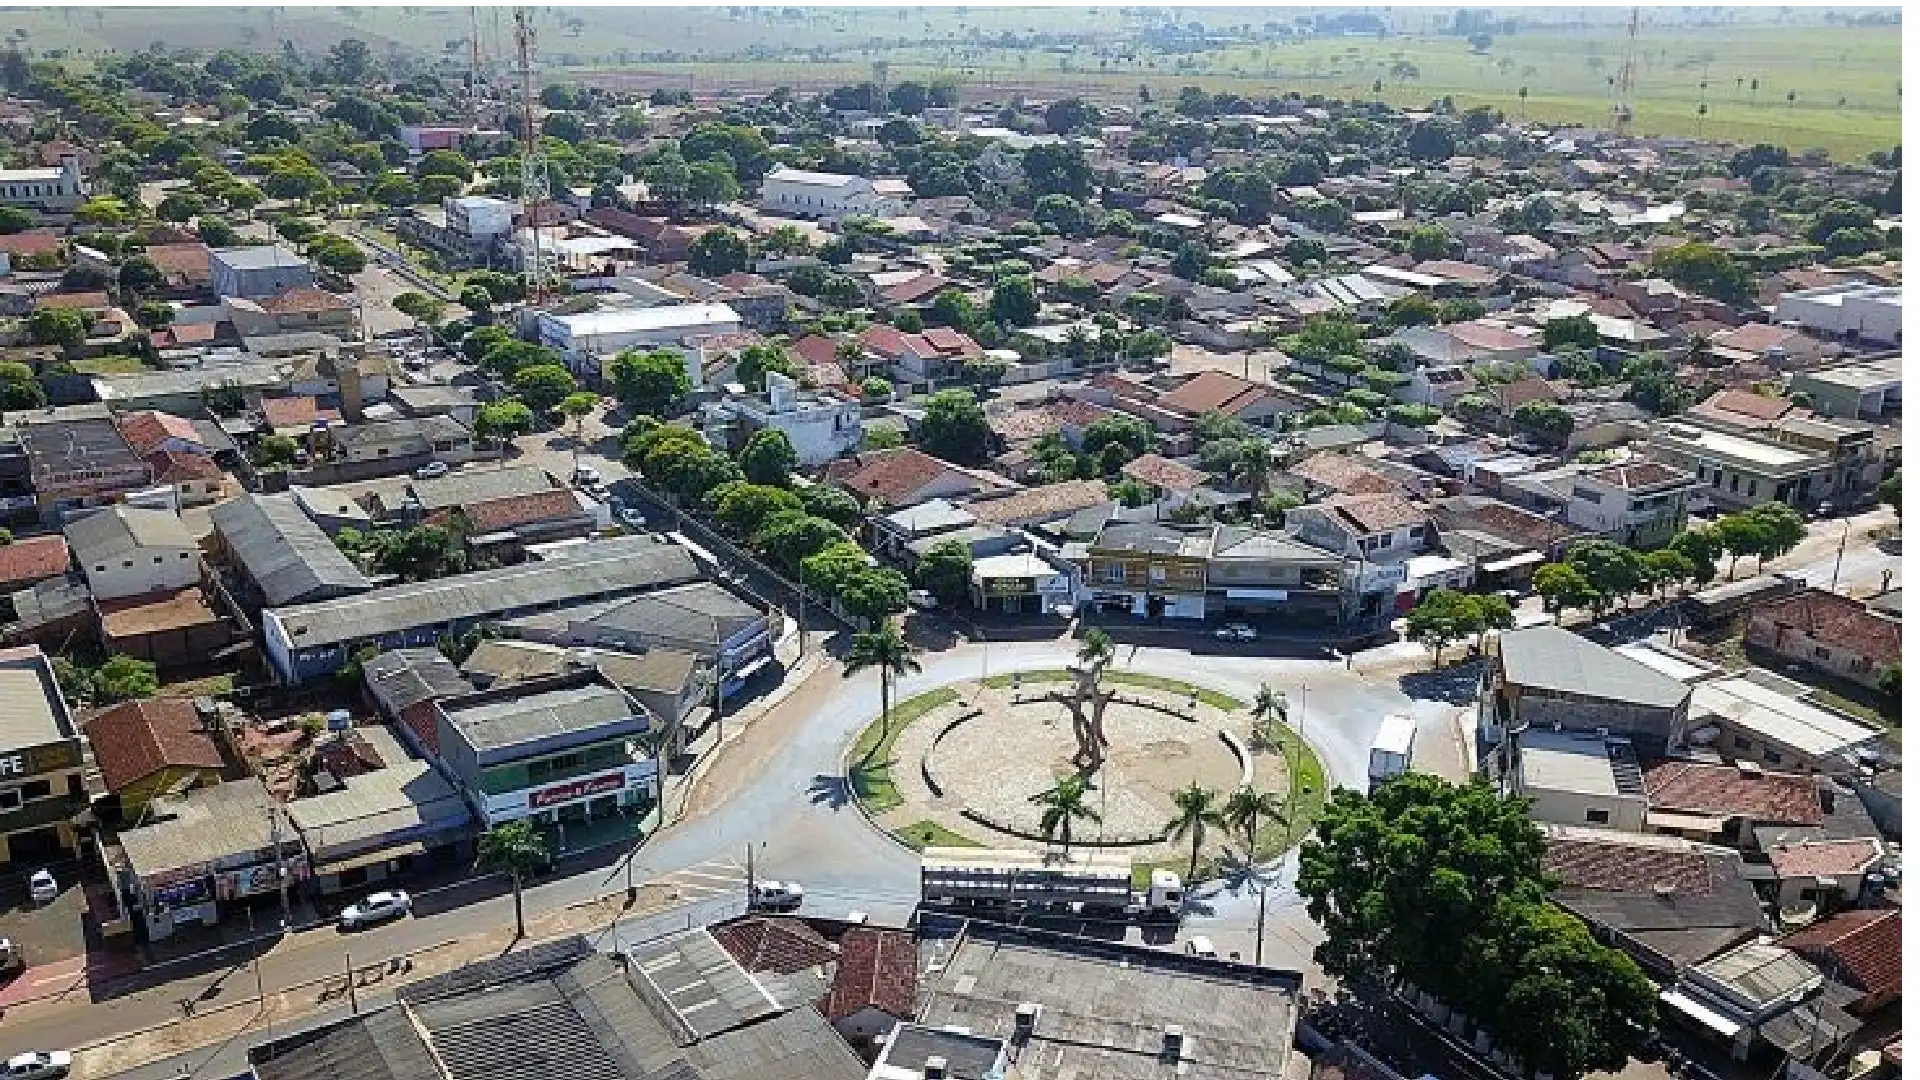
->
[210,493,373,609]
[261,536,701,683]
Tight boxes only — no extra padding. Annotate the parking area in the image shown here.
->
[0,866,92,971]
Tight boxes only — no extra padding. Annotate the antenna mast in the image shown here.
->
[515,8,552,301]
[468,6,484,130]
[1612,7,1639,135]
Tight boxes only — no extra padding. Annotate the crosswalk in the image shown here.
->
[637,858,751,902]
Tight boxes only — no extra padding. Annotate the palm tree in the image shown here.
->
[844,624,920,761]
[1222,784,1289,859]
[1250,682,1288,751]
[1029,774,1101,857]
[1165,782,1225,881]
[475,820,549,940]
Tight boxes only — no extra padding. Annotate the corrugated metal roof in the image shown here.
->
[1497,625,1689,710]
[211,494,373,606]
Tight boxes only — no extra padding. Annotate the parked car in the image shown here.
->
[749,881,804,912]
[0,938,20,976]
[28,870,56,904]
[907,589,939,611]
[1184,936,1218,959]
[5,1052,70,1080]
[337,890,412,931]
[571,465,602,488]
[413,461,450,480]
[618,507,647,530]
[1213,623,1257,642]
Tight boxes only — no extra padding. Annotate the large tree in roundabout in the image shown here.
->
[1297,774,1657,1079]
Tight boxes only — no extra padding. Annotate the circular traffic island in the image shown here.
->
[847,670,1326,881]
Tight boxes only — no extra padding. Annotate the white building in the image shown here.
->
[1775,283,1902,346]
[63,506,201,602]
[758,168,910,221]
[1506,728,1648,833]
[445,196,516,239]
[535,302,743,380]
[703,371,862,467]
[0,156,87,214]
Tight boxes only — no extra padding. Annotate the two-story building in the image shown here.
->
[18,417,154,519]
[0,156,87,216]
[64,506,201,602]
[209,246,315,301]
[1506,461,1694,548]
[1288,492,1435,565]
[0,646,86,867]
[1076,521,1212,620]
[1204,525,1356,625]
[86,698,228,825]
[1646,422,1834,512]
[432,673,658,844]
[701,372,862,467]
[1484,625,1693,752]
[534,302,743,382]
[504,581,773,699]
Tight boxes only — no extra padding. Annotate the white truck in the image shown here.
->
[1368,713,1417,791]
[920,847,1183,920]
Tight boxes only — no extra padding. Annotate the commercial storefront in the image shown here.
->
[436,672,660,852]
[114,779,309,941]
[969,553,1077,616]
[0,646,87,867]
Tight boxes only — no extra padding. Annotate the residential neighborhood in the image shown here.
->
[0,9,1898,1080]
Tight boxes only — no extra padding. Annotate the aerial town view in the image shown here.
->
[0,4,1897,1080]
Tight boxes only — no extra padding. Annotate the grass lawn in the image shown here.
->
[1130,724,1329,890]
[846,685,958,814]
[893,820,982,852]
[71,354,152,376]
[982,670,1245,712]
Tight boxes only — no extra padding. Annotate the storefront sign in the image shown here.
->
[983,577,1035,598]
[152,878,209,910]
[528,770,627,810]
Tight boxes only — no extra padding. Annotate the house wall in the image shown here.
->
[118,764,220,823]
[1504,688,1685,749]
[80,543,199,602]
[1524,783,1648,832]
[1745,614,1890,689]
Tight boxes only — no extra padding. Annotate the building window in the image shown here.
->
[1103,565,1125,584]
[1733,735,1752,750]
[153,556,164,565]
[1814,646,1831,661]
[1763,748,1783,764]
[1584,809,1610,825]
[121,560,133,569]
[1147,566,1167,584]
[18,779,48,801]
[0,788,18,811]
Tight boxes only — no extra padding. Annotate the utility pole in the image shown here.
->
[744,842,755,910]
[1830,518,1850,593]
[267,804,291,928]
[345,951,358,1015]
[1254,883,1268,966]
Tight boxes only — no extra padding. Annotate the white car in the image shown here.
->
[413,461,450,480]
[338,890,412,930]
[906,589,939,611]
[749,881,804,911]
[571,465,602,487]
[5,1052,71,1080]
[27,870,56,904]
[1184,936,1218,959]
[1213,623,1257,642]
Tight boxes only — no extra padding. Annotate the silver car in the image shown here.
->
[338,890,412,931]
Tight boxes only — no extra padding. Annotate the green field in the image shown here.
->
[8,8,1898,159]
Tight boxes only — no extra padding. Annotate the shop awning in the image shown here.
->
[1480,551,1546,573]
[313,841,429,876]
[1225,588,1290,600]
[1660,988,1744,1038]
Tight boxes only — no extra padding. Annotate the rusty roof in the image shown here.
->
[84,697,225,794]
[1642,761,1824,825]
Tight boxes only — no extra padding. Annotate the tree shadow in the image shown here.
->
[808,773,853,809]
[1394,658,1486,706]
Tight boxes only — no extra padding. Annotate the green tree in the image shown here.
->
[1222,783,1289,860]
[0,362,44,412]
[844,623,920,759]
[1668,526,1726,586]
[155,192,203,223]
[913,539,973,607]
[738,429,798,486]
[1744,502,1807,568]
[1647,241,1754,303]
[687,227,751,277]
[474,820,548,940]
[473,398,534,458]
[1638,548,1695,598]
[734,343,798,393]
[1299,775,1657,1080]
[1878,468,1901,517]
[1406,587,1484,666]
[755,511,846,574]
[1511,400,1574,448]
[1405,223,1454,261]
[1166,782,1226,881]
[1565,539,1646,610]
[1471,592,1515,649]
[92,655,159,702]
[253,434,299,468]
[1029,774,1101,857]
[26,308,87,348]
[990,274,1040,327]
[1541,315,1599,352]
[306,233,367,275]
[509,362,577,414]
[710,482,802,539]
[1877,663,1900,723]
[391,291,446,331]
[0,207,32,234]
[795,485,861,528]
[1714,512,1771,581]
[1250,682,1289,752]
[630,425,741,503]
[917,389,993,464]
[415,149,473,181]
[609,349,692,416]
[686,160,741,208]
